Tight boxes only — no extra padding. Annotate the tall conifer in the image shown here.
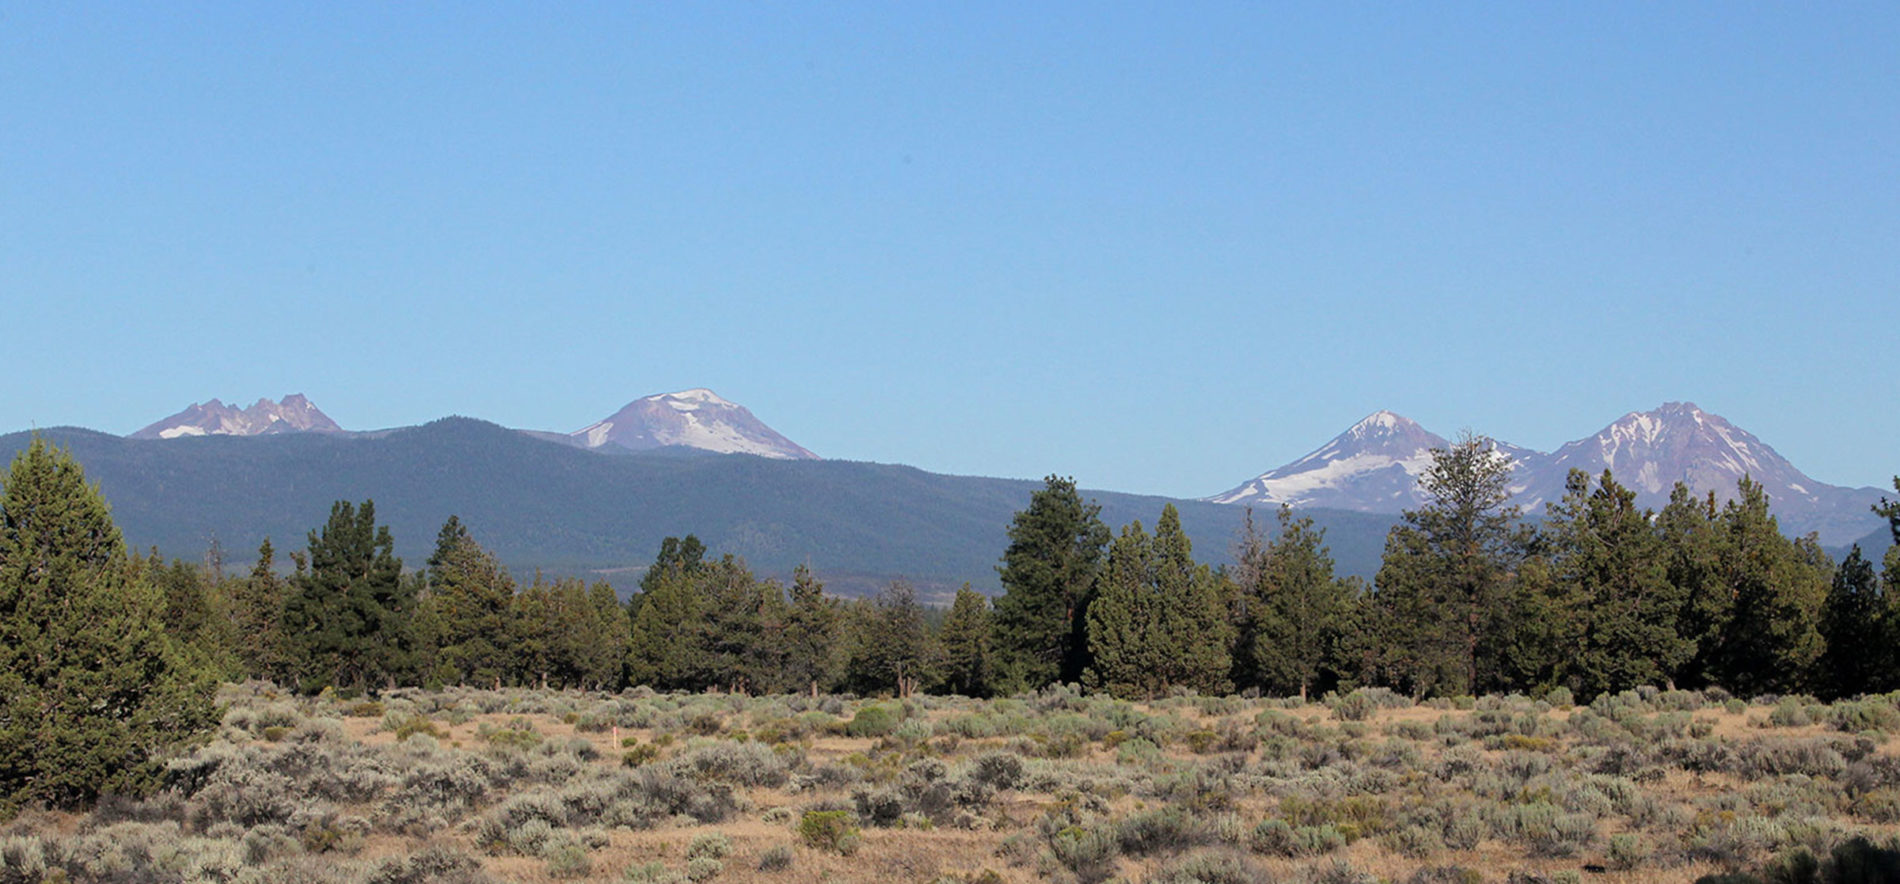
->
[0,438,218,812]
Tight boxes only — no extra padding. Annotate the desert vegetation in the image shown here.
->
[4,682,1900,883]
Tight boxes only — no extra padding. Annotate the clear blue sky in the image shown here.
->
[4,4,1896,497]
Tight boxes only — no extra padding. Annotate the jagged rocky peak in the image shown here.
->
[131,394,343,440]
[569,389,818,460]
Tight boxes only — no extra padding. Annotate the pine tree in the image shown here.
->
[640,535,706,596]
[420,519,516,688]
[992,476,1110,692]
[1874,477,1900,545]
[1818,546,1886,698]
[781,564,843,696]
[695,556,775,694]
[510,576,557,688]
[848,582,938,697]
[1541,470,1691,700]
[1234,506,1355,700]
[281,500,412,693]
[0,438,219,813]
[939,584,995,697]
[1085,505,1232,699]
[218,538,290,682]
[1659,483,1726,688]
[1373,433,1528,697]
[626,560,704,690]
[1706,478,1829,696]
[578,581,630,690]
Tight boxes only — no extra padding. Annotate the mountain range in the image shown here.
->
[1211,401,1888,546]
[7,392,1888,597]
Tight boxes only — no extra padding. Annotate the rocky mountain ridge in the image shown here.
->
[131,394,343,440]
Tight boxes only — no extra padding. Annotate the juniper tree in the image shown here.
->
[1659,483,1727,687]
[0,438,218,813]
[992,476,1110,693]
[579,581,630,690]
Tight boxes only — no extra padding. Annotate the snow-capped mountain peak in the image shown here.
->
[569,389,817,460]
[1209,402,1886,545]
[1539,402,1789,500]
[131,394,343,440]
[1209,410,1447,508]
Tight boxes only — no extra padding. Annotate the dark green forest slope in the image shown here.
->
[1,419,1398,596]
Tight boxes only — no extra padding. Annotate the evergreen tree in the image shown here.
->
[1541,470,1691,700]
[626,544,706,689]
[1234,506,1355,700]
[281,500,412,693]
[781,564,843,696]
[1085,505,1232,699]
[639,534,705,597]
[694,556,777,693]
[0,438,219,812]
[1874,477,1900,545]
[992,476,1110,692]
[577,581,630,690]
[510,576,557,688]
[1818,546,1886,698]
[848,581,938,697]
[939,584,995,697]
[218,538,290,682]
[1659,483,1727,687]
[420,520,517,688]
[150,555,224,662]
[1373,433,1528,697]
[1706,478,1829,696]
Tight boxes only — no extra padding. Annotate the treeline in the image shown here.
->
[138,434,1900,707]
[145,502,980,700]
[986,435,1900,704]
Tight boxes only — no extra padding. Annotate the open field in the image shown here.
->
[4,684,1899,884]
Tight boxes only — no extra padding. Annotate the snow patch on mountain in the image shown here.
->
[568,389,817,460]
[1211,401,1887,545]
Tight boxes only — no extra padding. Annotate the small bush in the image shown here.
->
[798,810,861,855]
[757,845,793,872]
[1608,833,1651,870]
[688,832,731,860]
[1049,825,1119,884]
[685,857,722,882]
[845,705,900,737]
[545,838,592,878]
[1328,690,1377,722]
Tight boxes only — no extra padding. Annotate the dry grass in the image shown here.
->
[2,684,1897,884]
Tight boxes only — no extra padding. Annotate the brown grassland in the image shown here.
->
[3,683,1899,884]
